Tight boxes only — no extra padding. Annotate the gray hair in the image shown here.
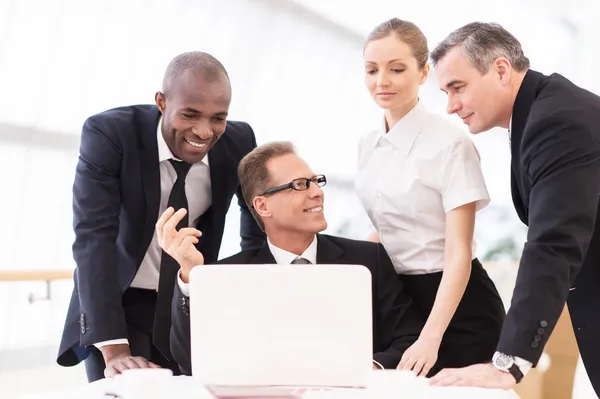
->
[162,51,229,96]
[430,22,530,74]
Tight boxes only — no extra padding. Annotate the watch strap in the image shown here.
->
[508,363,524,384]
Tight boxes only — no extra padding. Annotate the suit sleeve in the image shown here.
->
[497,116,600,364]
[73,116,128,347]
[236,122,266,250]
[170,281,192,376]
[372,244,424,368]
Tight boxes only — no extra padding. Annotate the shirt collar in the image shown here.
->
[156,116,209,166]
[267,235,318,264]
[379,100,427,156]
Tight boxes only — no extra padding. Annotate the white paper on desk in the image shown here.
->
[426,386,520,399]
[206,385,371,399]
[367,370,428,398]
[206,386,303,398]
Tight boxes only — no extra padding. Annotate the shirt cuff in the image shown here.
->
[514,356,533,376]
[94,339,129,348]
[178,269,190,297]
[372,360,384,370]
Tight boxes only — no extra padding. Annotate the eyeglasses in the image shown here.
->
[260,175,327,196]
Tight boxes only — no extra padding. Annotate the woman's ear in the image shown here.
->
[420,64,430,85]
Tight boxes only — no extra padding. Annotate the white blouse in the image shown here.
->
[355,101,490,275]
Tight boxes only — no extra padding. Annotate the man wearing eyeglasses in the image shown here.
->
[155,141,425,376]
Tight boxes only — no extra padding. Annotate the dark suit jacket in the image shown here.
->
[169,234,423,376]
[503,70,600,391]
[57,105,266,367]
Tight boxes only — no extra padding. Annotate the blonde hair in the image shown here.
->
[365,18,429,70]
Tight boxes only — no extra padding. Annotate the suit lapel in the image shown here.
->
[316,234,344,264]
[510,69,544,223]
[139,106,162,255]
[510,170,528,224]
[248,244,277,264]
[511,69,543,160]
[207,136,236,218]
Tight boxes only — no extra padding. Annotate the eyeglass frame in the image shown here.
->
[259,174,327,197]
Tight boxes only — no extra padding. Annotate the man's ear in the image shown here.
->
[494,57,512,86]
[253,196,272,219]
[155,91,166,113]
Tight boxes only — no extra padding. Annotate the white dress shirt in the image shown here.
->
[266,237,318,265]
[95,118,212,348]
[355,101,490,275]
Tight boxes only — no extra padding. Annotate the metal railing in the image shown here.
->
[0,270,73,303]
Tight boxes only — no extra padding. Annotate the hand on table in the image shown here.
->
[397,336,440,377]
[429,363,516,389]
[101,344,160,378]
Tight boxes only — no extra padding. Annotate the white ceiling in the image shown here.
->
[291,0,598,76]
[292,0,595,36]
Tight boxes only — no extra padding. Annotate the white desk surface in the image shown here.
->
[26,373,519,399]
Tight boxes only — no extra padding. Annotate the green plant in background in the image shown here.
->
[478,204,528,262]
[481,236,524,262]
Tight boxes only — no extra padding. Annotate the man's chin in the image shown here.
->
[178,140,215,164]
[299,218,327,235]
[467,120,496,135]
[180,151,208,164]
[313,219,328,233]
[468,124,485,135]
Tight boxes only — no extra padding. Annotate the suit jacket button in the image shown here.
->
[531,341,540,348]
[534,335,542,342]
[540,320,548,328]
[181,297,187,306]
[537,328,545,335]
[79,314,86,334]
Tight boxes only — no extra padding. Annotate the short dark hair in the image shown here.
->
[237,142,296,231]
[161,51,229,96]
[365,18,429,70]
[431,22,530,74]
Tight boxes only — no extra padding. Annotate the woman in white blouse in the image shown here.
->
[356,18,505,377]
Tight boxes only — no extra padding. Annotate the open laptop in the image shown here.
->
[188,264,373,389]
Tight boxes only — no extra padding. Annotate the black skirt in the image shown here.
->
[400,258,505,376]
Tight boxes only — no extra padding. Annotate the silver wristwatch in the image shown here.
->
[492,352,524,383]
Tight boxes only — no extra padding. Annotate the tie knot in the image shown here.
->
[169,159,192,180]
[291,257,312,264]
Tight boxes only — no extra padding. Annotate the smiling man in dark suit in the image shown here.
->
[428,23,600,394]
[57,51,265,382]
[156,141,424,376]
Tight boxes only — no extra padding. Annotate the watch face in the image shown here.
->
[494,354,514,371]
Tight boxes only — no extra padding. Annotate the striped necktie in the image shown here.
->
[291,257,312,264]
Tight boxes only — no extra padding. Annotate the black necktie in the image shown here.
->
[153,159,192,359]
